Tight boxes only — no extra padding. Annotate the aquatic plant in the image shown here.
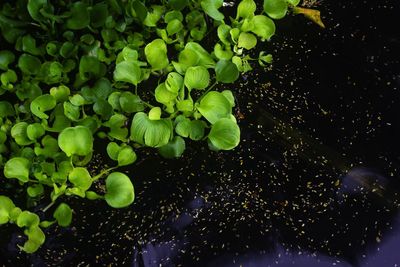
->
[0,0,321,253]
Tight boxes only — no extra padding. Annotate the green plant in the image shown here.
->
[0,0,321,253]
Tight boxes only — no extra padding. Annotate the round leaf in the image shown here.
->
[250,15,276,40]
[53,203,72,227]
[58,126,93,157]
[263,0,288,19]
[184,66,210,90]
[4,157,31,183]
[117,146,137,166]
[30,94,56,119]
[208,118,240,150]
[145,39,169,70]
[215,60,239,83]
[105,172,135,208]
[158,136,186,159]
[68,167,92,191]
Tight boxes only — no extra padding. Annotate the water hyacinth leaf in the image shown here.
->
[145,39,169,70]
[85,191,102,200]
[103,114,129,141]
[11,122,33,146]
[27,123,45,141]
[16,211,40,228]
[106,142,121,161]
[149,107,162,120]
[53,203,72,227]
[30,94,56,119]
[236,0,257,19]
[119,92,144,113]
[188,120,207,140]
[0,196,15,224]
[208,118,240,150]
[50,85,70,102]
[238,32,257,50]
[168,0,188,10]
[22,35,43,56]
[92,78,113,99]
[27,184,44,198]
[159,136,185,158]
[200,0,224,21]
[215,60,239,83]
[177,99,193,112]
[130,112,173,147]
[58,126,93,157]
[217,24,232,45]
[0,50,15,71]
[79,56,106,81]
[27,0,49,22]
[184,42,215,67]
[93,98,113,119]
[167,19,183,35]
[117,146,137,166]
[18,54,41,75]
[250,15,276,40]
[263,0,288,19]
[165,72,183,93]
[129,1,148,22]
[165,10,184,22]
[66,2,90,30]
[0,101,15,117]
[90,2,109,28]
[155,83,177,105]
[105,172,135,208]
[221,90,235,107]
[70,94,86,106]
[22,226,45,253]
[197,91,232,124]
[184,66,210,90]
[259,52,273,66]
[34,135,60,158]
[114,61,141,85]
[214,43,233,60]
[63,101,80,121]
[143,5,165,27]
[68,167,92,192]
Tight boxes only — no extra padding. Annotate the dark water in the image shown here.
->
[1,0,400,266]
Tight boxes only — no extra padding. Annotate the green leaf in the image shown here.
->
[200,0,224,21]
[221,90,235,107]
[155,83,178,105]
[58,126,93,157]
[105,172,135,208]
[129,1,148,22]
[197,91,232,124]
[143,5,165,27]
[0,50,15,71]
[27,123,45,141]
[106,142,121,161]
[11,122,32,146]
[217,24,232,45]
[114,61,141,86]
[250,15,276,40]
[50,85,70,102]
[263,0,288,19]
[148,107,162,120]
[165,72,184,94]
[103,114,129,141]
[214,43,233,60]
[27,184,44,198]
[130,112,173,147]
[66,2,90,30]
[0,196,15,224]
[63,101,80,121]
[53,203,72,227]
[117,146,137,166]
[145,39,169,70]
[90,3,108,28]
[184,42,215,68]
[215,60,239,83]
[27,0,49,22]
[176,99,193,112]
[159,136,185,158]
[167,19,183,35]
[119,92,144,113]
[22,226,45,253]
[30,94,56,119]
[68,167,92,192]
[287,0,300,6]
[22,35,43,56]
[168,0,189,10]
[18,54,41,75]
[208,118,240,150]
[238,32,257,50]
[4,157,30,183]
[175,117,207,140]
[79,56,106,81]
[184,66,210,90]
[236,0,257,19]
[34,135,60,158]
[0,101,15,117]
[17,211,39,228]
[93,98,113,120]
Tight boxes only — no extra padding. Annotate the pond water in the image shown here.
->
[1,0,400,266]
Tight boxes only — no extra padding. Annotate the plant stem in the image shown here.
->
[42,201,55,212]
[92,166,118,182]
[198,80,218,102]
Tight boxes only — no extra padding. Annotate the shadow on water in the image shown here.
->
[1,0,400,266]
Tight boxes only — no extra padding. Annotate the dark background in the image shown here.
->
[1,0,400,266]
